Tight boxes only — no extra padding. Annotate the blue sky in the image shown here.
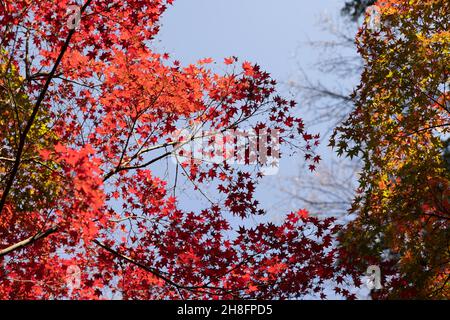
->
[155,0,345,80]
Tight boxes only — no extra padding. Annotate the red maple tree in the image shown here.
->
[0,0,357,299]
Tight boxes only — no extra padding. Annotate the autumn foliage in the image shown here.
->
[1,0,448,301]
[0,0,359,299]
[332,0,449,299]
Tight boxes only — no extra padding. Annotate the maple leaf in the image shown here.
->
[298,209,309,219]
[224,57,236,65]
[198,57,214,65]
[242,61,255,76]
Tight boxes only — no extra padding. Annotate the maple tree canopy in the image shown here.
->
[1,0,448,300]
[0,0,357,299]
[332,0,449,299]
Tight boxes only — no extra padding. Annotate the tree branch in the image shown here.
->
[0,226,58,257]
[93,240,236,296]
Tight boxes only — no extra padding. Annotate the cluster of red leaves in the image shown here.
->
[0,0,358,299]
[109,210,354,299]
